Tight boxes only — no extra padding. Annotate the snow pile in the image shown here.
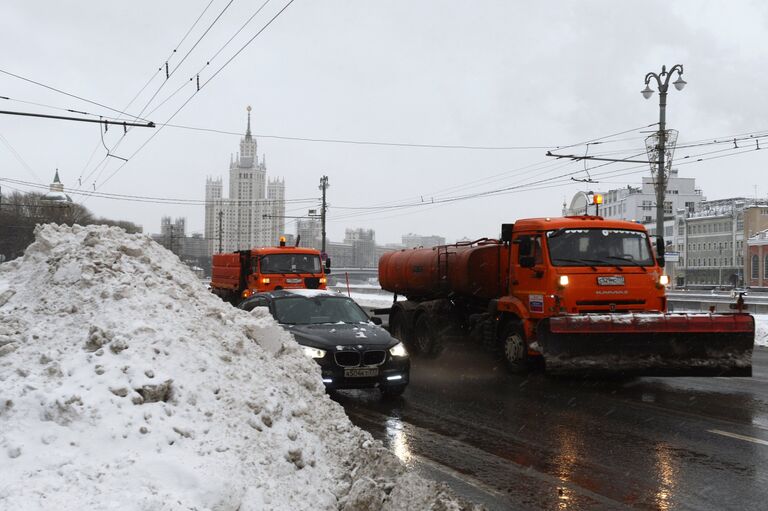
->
[0,224,474,510]
[754,315,768,347]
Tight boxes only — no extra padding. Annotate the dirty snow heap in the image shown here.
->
[0,224,474,510]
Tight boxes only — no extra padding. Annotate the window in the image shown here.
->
[764,255,768,280]
[752,255,759,279]
[517,235,543,265]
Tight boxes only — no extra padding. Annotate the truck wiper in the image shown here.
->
[602,256,647,272]
[551,257,599,271]
[548,228,567,239]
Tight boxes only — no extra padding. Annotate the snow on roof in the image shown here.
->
[0,224,469,510]
[281,289,339,298]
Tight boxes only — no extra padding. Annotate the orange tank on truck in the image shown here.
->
[210,238,330,305]
[377,216,754,377]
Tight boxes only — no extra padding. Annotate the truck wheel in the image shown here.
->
[414,313,444,358]
[389,311,415,352]
[500,322,528,374]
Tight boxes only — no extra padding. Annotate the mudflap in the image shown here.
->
[537,313,755,377]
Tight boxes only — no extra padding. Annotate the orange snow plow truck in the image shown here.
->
[210,238,330,305]
[378,216,754,376]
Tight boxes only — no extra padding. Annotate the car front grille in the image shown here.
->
[362,350,386,366]
[334,351,361,367]
[334,349,386,367]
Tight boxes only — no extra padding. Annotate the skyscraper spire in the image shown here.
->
[245,105,252,140]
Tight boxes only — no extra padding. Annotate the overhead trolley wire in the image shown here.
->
[96,0,297,191]
[0,68,150,123]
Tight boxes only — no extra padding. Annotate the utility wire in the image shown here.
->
[0,132,42,183]
[138,0,236,118]
[0,68,150,122]
[0,176,319,205]
[96,0,296,191]
[75,0,217,186]
[142,0,272,120]
[200,0,295,89]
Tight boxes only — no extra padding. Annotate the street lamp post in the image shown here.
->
[641,64,687,247]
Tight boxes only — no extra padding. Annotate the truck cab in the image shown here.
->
[497,216,668,341]
[210,238,329,304]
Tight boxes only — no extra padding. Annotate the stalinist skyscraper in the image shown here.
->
[205,106,285,255]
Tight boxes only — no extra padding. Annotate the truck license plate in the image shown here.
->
[597,276,625,286]
[344,368,379,378]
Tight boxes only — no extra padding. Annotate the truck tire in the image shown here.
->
[413,313,444,358]
[389,310,413,351]
[500,322,528,374]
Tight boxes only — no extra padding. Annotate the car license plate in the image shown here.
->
[344,367,379,378]
[597,276,625,286]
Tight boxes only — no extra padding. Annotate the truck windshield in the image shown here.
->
[260,253,322,274]
[546,228,654,267]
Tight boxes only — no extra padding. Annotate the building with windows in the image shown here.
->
[679,199,768,288]
[401,233,446,249]
[564,169,703,233]
[345,228,376,267]
[296,217,321,250]
[204,107,285,255]
[747,229,768,288]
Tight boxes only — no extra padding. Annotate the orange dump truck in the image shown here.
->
[378,216,754,376]
[211,239,329,304]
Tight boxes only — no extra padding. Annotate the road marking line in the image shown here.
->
[411,453,508,499]
[708,429,768,446]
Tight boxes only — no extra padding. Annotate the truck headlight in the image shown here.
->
[659,275,670,286]
[261,277,270,284]
[389,342,408,357]
[558,275,569,287]
[302,346,326,359]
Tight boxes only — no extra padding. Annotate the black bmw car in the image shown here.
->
[239,289,410,397]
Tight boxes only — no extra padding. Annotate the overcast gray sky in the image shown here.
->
[1,1,766,244]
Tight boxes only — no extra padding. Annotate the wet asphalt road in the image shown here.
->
[332,343,768,510]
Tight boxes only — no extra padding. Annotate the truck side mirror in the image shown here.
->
[655,237,665,268]
[501,223,514,243]
[324,257,332,274]
[516,236,535,268]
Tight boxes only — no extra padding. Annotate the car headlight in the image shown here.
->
[302,346,326,359]
[389,342,408,358]
[659,274,670,286]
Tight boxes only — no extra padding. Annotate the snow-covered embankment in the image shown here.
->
[0,224,475,510]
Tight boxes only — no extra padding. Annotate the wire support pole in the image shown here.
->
[0,110,155,128]
[319,175,329,255]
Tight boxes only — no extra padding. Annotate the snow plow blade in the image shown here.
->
[537,313,754,377]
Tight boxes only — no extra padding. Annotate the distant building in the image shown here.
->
[345,228,376,267]
[204,107,285,255]
[747,229,768,288]
[296,217,321,250]
[327,241,353,267]
[153,215,210,274]
[679,199,768,288]
[41,169,73,204]
[402,233,446,248]
[564,169,704,235]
